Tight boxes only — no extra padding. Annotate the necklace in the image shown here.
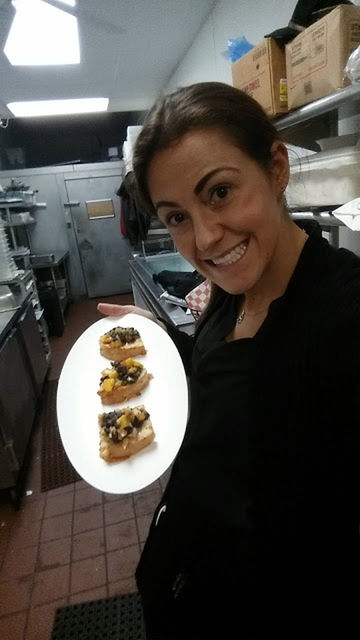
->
[236,304,269,324]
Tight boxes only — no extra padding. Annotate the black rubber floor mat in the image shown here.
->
[51,592,146,639]
[41,379,81,492]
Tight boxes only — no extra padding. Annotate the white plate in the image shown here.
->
[57,313,188,494]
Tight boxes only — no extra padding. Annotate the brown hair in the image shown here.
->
[132,82,283,324]
[133,81,281,214]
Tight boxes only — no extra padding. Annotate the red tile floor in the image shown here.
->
[0,295,171,640]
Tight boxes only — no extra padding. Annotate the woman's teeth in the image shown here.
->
[212,240,248,266]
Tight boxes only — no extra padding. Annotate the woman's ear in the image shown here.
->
[270,140,290,197]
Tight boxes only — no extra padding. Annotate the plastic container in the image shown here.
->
[286,146,360,207]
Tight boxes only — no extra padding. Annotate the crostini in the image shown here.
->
[99,326,146,361]
[99,405,155,462]
[97,358,152,405]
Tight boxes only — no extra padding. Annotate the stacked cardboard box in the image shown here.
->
[286,4,360,110]
[231,38,288,117]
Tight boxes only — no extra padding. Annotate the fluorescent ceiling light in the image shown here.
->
[7,98,109,117]
[58,0,76,5]
[4,0,80,65]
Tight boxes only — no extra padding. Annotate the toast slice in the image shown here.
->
[99,405,155,462]
[97,358,153,405]
[99,326,146,361]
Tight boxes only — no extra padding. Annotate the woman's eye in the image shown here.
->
[210,184,230,203]
[166,211,185,227]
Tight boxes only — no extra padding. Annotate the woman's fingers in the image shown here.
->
[97,303,156,322]
[97,303,133,317]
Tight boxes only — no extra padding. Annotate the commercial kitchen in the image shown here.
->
[2,1,360,638]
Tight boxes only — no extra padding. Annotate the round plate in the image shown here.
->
[57,313,188,493]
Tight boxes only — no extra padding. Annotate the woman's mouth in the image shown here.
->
[208,239,249,267]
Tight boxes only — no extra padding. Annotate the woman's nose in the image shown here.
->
[192,210,223,253]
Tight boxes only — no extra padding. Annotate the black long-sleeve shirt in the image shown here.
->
[137,223,360,639]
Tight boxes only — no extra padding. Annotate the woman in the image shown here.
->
[99,83,360,638]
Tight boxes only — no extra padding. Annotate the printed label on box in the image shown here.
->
[289,23,327,82]
[252,44,267,62]
[242,76,261,96]
[348,21,360,55]
[279,78,288,102]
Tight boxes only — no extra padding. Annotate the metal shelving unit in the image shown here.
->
[275,84,360,247]
[0,197,51,360]
[275,83,360,131]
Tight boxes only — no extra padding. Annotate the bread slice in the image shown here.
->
[99,405,155,462]
[97,358,153,405]
[99,326,146,361]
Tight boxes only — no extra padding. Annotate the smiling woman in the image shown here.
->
[98,82,360,639]
[134,82,307,336]
[147,128,299,308]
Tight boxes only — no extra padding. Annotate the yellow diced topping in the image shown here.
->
[102,378,115,392]
[116,414,130,428]
[122,358,142,368]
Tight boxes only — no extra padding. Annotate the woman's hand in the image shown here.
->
[97,303,166,330]
[97,302,154,321]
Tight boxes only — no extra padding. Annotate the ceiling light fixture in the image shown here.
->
[7,98,109,117]
[4,0,80,65]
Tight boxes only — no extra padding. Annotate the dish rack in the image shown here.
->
[0,222,18,280]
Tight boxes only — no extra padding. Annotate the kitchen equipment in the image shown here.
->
[30,253,55,266]
[0,223,18,280]
[0,324,37,492]
[11,246,31,270]
[17,302,48,395]
[315,133,360,151]
[10,212,34,224]
[0,285,18,312]
[286,146,360,207]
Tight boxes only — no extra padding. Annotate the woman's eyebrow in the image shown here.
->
[155,200,178,212]
[194,166,237,195]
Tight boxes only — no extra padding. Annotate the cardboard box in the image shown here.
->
[232,38,288,117]
[286,5,360,110]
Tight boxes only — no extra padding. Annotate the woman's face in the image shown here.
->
[147,127,289,295]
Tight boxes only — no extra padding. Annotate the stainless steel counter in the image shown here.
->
[0,288,49,499]
[129,253,196,335]
[0,290,31,343]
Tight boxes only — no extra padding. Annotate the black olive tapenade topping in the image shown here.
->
[99,408,149,443]
[112,361,142,384]
[100,360,143,386]
[105,327,140,345]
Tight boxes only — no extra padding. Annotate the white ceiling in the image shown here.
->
[0,0,217,119]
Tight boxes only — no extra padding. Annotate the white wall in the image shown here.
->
[167,0,296,89]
